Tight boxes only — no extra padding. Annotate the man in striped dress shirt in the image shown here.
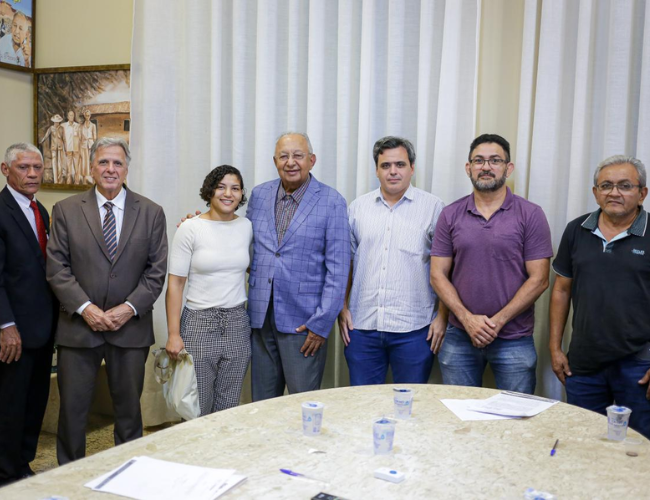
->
[338,136,446,385]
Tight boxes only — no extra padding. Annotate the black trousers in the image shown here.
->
[0,341,53,482]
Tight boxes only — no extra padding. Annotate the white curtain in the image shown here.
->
[130,0,480,425]
[516,0,650,400]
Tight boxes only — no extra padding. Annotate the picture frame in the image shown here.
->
[34,64,131,190]
[0,0,35,72]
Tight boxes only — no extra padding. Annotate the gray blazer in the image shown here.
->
[47,186,168,349]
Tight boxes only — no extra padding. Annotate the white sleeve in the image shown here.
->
[169,221,195,277]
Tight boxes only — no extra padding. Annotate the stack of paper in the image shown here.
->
[467,392,558,418]
[84,456,246,500]
[441,392,558,421]
[440,399,518,421]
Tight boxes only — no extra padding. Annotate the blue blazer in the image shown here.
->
[246,175,350,338]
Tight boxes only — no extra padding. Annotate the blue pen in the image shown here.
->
[550,439,559,456]
[280,468,327,482]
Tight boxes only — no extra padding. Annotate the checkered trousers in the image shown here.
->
[180,303,251,415]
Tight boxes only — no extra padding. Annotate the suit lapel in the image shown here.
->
[1,187,44,267]
[113,188,139,263]
[277,176,320,250]
[265,179,280,248]
[80,188,113,262]
[37,200,50,234]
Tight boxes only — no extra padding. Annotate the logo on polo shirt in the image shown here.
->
[632,249,645,255]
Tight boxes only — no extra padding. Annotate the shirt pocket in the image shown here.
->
[397,222,429,257]
[492,233,523,262]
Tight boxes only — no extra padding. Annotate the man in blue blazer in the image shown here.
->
[247,132,350,401]
[0,143,57,486]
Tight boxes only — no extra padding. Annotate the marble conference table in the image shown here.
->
[3,384,650,499]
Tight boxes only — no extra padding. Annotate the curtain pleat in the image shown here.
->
[131,0,479,425]
[516,0,649,401]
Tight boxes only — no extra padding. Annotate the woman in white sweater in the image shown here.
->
[165,165,253,415]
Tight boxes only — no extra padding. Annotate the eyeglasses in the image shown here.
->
[470,157,507,167]
[596,182,642,193]
[276,152,309,162]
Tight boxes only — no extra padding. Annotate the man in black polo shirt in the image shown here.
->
[550,154,650,438]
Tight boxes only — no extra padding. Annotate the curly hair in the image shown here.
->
[199,165,248,209]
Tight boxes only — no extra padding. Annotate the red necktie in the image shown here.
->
[30,200,48,258]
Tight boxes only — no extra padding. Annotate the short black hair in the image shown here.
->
[468,134,511,163]
[199,165,248,209]
[372,136,416,166]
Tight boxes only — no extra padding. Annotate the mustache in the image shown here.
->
[477,171,496,179]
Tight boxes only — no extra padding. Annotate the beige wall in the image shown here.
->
[0,0,133,212]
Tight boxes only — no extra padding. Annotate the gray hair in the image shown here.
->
[90,137,131,166]
[373,136,416,166]
[275,131,314,154]
[593,155,646,188]
[4,143,43,165]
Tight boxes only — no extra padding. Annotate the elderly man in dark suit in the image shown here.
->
[0,143,57,487]
[47,137,168,464]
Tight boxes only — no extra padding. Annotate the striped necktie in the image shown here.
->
[102,202,117,260]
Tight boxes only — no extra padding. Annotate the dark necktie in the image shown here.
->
[29,200,47,257]
[102,202,117,260]
[29,200,47,258]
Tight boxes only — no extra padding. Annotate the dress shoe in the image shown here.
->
[19,465,35,479]
[0,477,18,488]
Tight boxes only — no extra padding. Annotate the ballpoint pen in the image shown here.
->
[280,468,327,483]
[550,439,559,456]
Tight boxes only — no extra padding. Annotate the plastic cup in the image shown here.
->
[302,401,324,436]
[393,388,414,419]
[373,417,396,455]
[606,405,632,441]
[625,437,643,457]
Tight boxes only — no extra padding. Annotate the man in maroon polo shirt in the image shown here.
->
[430,134,553,394]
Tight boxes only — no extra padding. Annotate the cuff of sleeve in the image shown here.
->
[304,323,330,339]
[0,322,16,330]
[126,301,138,316]
[76,301,91,315]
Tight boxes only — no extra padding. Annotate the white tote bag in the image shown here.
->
[153,348,201,420]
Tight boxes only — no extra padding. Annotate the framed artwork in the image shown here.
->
[0,0,35,72]
[34,64,130,190]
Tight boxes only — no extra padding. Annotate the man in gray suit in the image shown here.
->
[47,137,168,464]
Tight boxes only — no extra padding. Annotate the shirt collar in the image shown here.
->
[6,183,36,210]
[582,207,648,237]
[95,186,127,211]
[277,174,311,204]
[375,184,415,205]
[467,186,513,213]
